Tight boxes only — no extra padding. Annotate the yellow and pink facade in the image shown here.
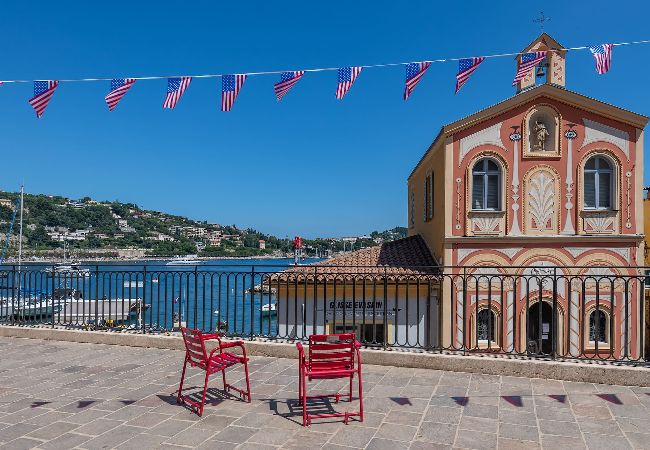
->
[408,34,647,358]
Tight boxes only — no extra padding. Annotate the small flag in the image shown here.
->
[29,81,59,118]
[336,67,362,100]
[404,62,431,100]
[589,44,613,75]
[222,74,247,111]
[274,71,304,101]
[455,57,485,93]
[513,51,546,86]
[163,77,192,109]
[105,78,136,111]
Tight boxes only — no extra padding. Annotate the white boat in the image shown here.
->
[165,255,200,266]
[261,303,277,316]
[43,264,91,277]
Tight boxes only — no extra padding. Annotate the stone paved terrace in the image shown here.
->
[0,337,648,449]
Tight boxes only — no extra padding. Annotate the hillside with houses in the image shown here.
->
[0,192,406,259]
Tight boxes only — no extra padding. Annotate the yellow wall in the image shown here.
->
[407,138,446,262]
[643,193,650,266]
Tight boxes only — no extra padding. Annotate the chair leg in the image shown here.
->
[357,368,364,422]
[177,356,188,405]
[242,358,251,402]
[221,370,227,393]
[198,370,210,417]
[349,374,353,402]
[301,373,308,426]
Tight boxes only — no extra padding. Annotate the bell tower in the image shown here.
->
[516,33,567,93]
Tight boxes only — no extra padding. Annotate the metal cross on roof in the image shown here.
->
[533,11,551,32]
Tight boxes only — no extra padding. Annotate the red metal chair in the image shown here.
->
[177,327,251,416]
[296,333,363,426]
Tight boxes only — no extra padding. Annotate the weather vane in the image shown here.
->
[533,11,551,33]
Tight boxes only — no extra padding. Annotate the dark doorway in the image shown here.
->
[527,301,553,355]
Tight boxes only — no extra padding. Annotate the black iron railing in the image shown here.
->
[0,263,647,365]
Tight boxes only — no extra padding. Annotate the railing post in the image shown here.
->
[383,267,388,350]
[94,265,99,327]
[250,266,255,340]
[142,266,147,334]
[552,267,558,360]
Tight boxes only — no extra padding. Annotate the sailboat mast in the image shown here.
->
[18,185,24,270]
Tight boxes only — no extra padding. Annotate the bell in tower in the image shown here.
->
[515,33,567,93]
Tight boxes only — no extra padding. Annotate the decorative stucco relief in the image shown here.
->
[582,119,629,160]
[456,247,522,262]
[565,247,630,261]
[458,123,504,166]
[524,168,559,234]
[582,211,617,234]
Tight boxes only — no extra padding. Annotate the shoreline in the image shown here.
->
[2,255,323,265]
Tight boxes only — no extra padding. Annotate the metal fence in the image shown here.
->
[0,264,647,365]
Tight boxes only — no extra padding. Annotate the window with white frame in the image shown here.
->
[583,156,613,210]
[472,158,501,210]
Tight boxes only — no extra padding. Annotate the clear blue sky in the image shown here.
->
[1,1,648,238]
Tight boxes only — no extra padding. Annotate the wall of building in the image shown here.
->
[407,139,446,263]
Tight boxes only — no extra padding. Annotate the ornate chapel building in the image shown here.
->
[408,34,647,358]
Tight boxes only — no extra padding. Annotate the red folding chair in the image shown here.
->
[296,333,363,426]
[177,327,251,416]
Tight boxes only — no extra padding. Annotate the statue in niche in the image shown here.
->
[533,120,550,151]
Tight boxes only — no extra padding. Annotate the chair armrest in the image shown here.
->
[220,340,246,350]
[201,333,221,341]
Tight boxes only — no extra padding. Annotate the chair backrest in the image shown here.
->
[307,333,357,371]
[180,327,208,366]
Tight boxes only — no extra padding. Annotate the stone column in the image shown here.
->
[562,127,577,235]
[509,128,522,236]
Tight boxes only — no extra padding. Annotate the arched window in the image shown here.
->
[472,159,501,210]
[477,309,497,342]
[588,309,608,344]
[584,156,613,209]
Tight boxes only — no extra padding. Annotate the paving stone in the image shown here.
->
[211,425,257,444]
[459,416,498,433]
[582,433,632,449]
[329,425,377,447]
[163,425,216,447]
[540,434,586,450]
[499,422,539,442]
[40,432,93,449]
[0,437,43,450]
[454,430,498,450]
[498,437,540,449]
[538,419,581,438]
[366,437,410,450]
[374,422,417,442]
[623,432,650,449]
[80,425,142,449]
[26,421,79,440]
[417,421,457,445]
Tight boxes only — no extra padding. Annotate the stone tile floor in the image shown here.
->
[0,337,647,449]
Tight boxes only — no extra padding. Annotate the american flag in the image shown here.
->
[512,51,546,86]
[163,77,192,109]
[29,81,59,118]
[274,71,304,101]
[336,67,362,100]
[455,57,485,93]
[403,62,431,100]
[105,78,136,111]
[589,44,613,75]
[222,74,247,111]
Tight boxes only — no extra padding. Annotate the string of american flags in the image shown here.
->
[0,40,636,118]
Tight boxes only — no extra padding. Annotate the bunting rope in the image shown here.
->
[1,38,650,84]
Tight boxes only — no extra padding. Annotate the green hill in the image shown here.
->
[0,191,406,258]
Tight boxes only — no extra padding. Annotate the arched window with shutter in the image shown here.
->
[472,158,501,211]
[583,156,613,210]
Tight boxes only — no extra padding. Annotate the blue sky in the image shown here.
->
[1,1,648,238]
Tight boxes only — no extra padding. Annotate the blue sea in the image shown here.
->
[2,258,323,336]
